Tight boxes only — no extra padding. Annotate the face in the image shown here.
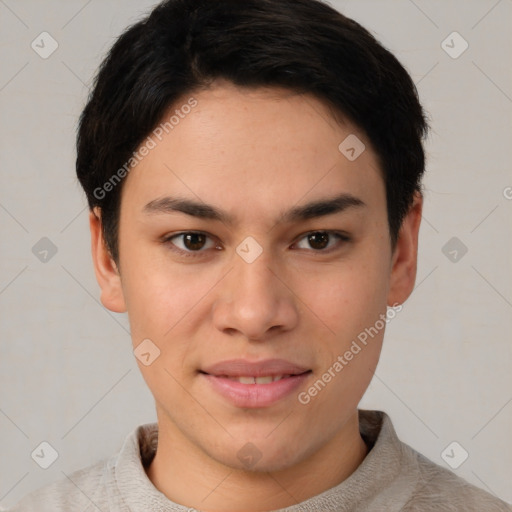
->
[91,80,421,473]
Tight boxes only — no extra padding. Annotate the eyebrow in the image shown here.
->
[142,193,366,225]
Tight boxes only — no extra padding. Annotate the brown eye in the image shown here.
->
[307,232,330,250]
[182,233,207,251]
[294,231,350,252]
[164,231,217,257]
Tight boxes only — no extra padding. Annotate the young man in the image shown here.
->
[9,0,511,510]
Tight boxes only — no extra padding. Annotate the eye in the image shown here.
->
[293,231,350,252]
[163,231,219,257]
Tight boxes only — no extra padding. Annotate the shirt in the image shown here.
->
[7,409,512,511]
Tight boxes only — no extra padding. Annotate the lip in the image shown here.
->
[201,358,310,377]
[200,358,311,408]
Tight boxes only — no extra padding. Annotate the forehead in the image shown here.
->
[120,81,385,221]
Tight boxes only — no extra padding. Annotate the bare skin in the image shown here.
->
[89,80,422,511]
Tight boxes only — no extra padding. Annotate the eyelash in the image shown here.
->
[161,230,351,259]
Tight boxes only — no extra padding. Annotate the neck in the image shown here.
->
[145,409,368,511]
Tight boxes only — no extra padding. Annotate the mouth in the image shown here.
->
[203,374,305,384]
[199,358,312,408]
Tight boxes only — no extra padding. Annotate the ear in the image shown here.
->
[89,208,127,313]
[386,190,423,307]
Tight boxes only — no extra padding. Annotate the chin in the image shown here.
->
[208,435,308,474]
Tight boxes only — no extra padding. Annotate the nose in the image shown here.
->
[212,246,299,342]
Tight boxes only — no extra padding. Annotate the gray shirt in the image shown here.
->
[7,410,511,511]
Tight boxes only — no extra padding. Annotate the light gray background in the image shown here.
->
[1,0,511,508]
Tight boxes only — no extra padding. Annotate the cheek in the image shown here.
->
[121,269,173,339]
[120,258,222,384]
[300,255,390,336]
[124,266,202,395]
[120,250,204,338]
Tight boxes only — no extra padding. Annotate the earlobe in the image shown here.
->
[89,208,127,313]
[386,191,423,307]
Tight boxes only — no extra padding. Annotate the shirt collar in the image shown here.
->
[115,410,407,512]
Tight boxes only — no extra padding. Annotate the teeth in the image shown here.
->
[227,375,287,384]
[238,376,256,384]
[255,376,273,384]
